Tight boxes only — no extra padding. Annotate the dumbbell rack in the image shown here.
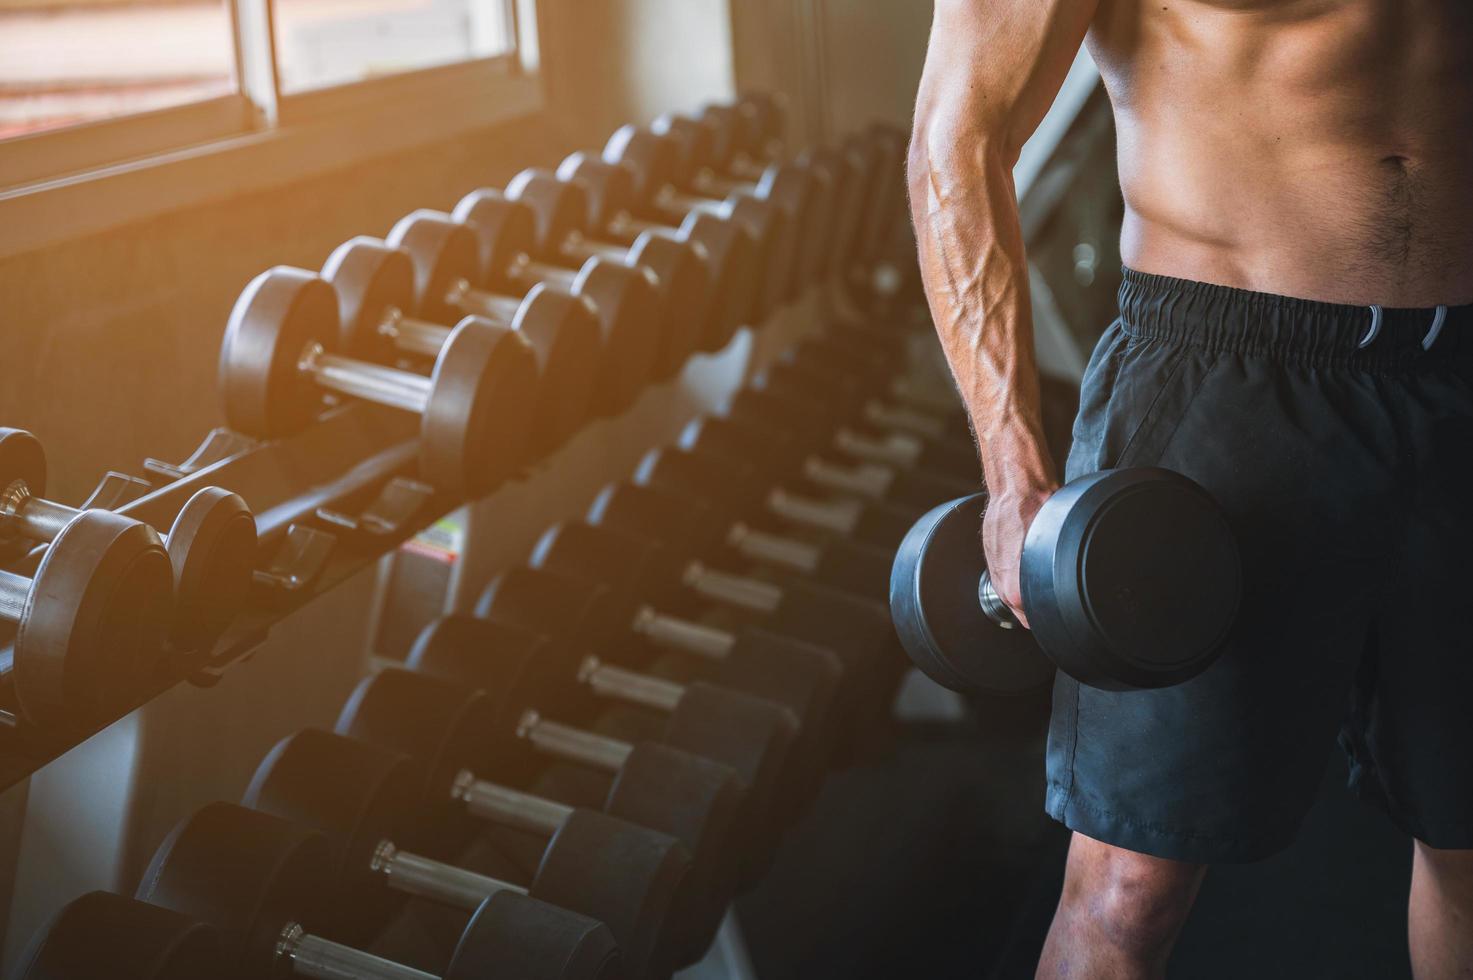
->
[0,402,449,788]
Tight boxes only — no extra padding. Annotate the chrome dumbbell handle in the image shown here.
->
[276,922,438,980]
[631,606,737,661]
[299,344,431,415]
[370,839,526,909]
[978,572,1020,630]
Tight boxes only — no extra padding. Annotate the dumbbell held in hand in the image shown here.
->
[890,468,1241,695]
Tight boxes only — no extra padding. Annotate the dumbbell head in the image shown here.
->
[449,190,540,295]
[725,192,793,318]
[558,255,661,416]
[219,267,339,436]
[504,168,590,260]
[602,125,678,203]
[243,728,423,943]
[320,236,417,361]
[337,668,692,977]
[138,802,329,979]
[19,892,222,980]
[386,209,485,323]
[163,486,256,658]
[8,509,174,728]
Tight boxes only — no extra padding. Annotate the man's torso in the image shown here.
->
[1087,0,1473,306]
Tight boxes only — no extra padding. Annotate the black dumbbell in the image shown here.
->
[634,445,917,551]
[603,126,792,322]
[406,616,744,963]
[475,566,798,867]
[0,507,173,728]
[554,151,760,354]
[891,473,1241,695]
[245,727,664,965]
[503,169,710,381]
[403,203,660,419]
[322,235,601,461]
[529,521,896,755]
[1,429,255,658]
[336,668,690,978]
[139,801,623,980]
[19,891,222,980]
[219,266,538,497]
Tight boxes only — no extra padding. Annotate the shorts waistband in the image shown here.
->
[1118,268,1472,368]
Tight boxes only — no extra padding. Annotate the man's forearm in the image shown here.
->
[907,126,1055,490]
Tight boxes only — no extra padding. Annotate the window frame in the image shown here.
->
[0,0,541,256]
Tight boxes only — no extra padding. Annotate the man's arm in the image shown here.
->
[907,0,1096,620]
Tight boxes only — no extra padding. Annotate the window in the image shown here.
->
[0,0,528,192]
[0,1,237,139]
[274,0,516,94]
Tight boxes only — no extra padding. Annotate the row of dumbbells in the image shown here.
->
[0,94,908,732]
[18,287,983,980]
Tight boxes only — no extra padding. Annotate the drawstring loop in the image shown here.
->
[1422,305,1448,351]
[1358,305,1384,349]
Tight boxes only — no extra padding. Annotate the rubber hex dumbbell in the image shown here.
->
[406,616,744,963]
[634,445,917,551]
[475,566,799,867]
[504,169,710,380]
[528,521,896,755]
[0,429,255,658]
[604,126,792,321]
[407,202,661,419]
[323,236,601,461]
[19,891,223,980]
[219,267,538,497]
[337,668,690,979]
[555,152,761,353]
[0,506,173,728]
[244,727,650,967]
[139,802,622,980]
[891,474,1241,697]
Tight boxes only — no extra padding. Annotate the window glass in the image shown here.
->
[273,0,516,94]
[0,1,235,139]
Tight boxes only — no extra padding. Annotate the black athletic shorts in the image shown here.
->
[1045,268,1473,863]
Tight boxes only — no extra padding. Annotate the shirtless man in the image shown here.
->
[906,2,1472,976]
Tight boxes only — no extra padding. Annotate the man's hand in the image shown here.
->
[981,426,1059,628]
